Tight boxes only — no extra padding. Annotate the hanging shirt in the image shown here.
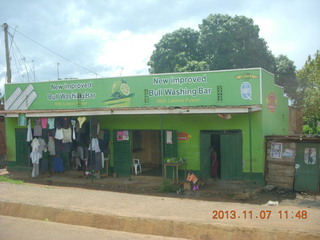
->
[55,128,64,140]
[33,118,42,137]
[27,119,33,142]
[77,116,86,128]
[40,118,48,129]
[31,138,40,152]
[38,138,47,158]
[48,136,55,156]
[97,121,100,136]
[62,128,72,143]
[48,118,55,129]
[30,151,41,164]
[71,120,76,140]
[89,138,101,152]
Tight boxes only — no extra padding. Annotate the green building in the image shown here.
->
[2,68,289,183]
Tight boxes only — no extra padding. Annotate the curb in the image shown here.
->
[0,201,319,240]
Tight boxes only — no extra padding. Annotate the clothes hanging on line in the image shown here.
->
[27,119,33,142]
[33,118,42,137]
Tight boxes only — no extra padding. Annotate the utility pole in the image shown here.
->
[3,23,12,83]
[57,62,60,80]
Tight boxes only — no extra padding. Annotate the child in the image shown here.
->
[186,170,199,190]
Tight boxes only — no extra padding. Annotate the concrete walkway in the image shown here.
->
[0,181,319,240]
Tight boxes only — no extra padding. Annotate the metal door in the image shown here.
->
[220,132,243,180]
[294,143,319,192]
[113,130,131,177]
[15,128,29,167]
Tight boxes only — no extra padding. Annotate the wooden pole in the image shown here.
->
[3,23,12,83]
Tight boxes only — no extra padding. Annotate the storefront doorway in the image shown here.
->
[200,130,243,180]
[113,130,177,177]
[132,130,162,176]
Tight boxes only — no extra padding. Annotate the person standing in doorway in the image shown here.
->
[210,146,219,179]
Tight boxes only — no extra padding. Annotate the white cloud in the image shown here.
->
[97,30,163,76]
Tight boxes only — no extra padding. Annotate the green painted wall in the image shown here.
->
[261,69,289,135]
[3,68,289,177]
[5,118,18,164]
[98,112,264,173]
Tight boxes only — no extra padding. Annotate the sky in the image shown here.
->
[0,0,319,95]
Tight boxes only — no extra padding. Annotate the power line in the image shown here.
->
[9,33,37,82]
[7,24,103,78]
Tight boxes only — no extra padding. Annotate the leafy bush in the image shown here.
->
[158,180,180,193]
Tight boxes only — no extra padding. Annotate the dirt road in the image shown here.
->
[0,182,319,240]
[0,215,188,240]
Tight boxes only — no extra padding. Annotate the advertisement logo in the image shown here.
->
[235,73,258,80]
[267,92,277,113]
[5,84,37,110]
[104,79,134,107]
[240,82,252,100]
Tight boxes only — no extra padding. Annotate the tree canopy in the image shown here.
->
[296,50,320,134]
[148,28,202,74]
[148,14,277,73]
[274,55,297,99]
[198,14,275,72]
[148,14,297,99]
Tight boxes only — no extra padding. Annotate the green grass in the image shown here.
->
[0,175,24,184]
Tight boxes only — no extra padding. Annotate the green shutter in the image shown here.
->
[113,130,131,177]
[163,130,177,158]
[220,132,243,180]
[15,129,29,167]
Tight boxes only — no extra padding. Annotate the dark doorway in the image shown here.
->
[132,130,162,176]
[200,130,243,180]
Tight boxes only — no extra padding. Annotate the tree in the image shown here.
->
[148,28,200,74]
[274,55,297,99]
[148,14,298,101]
[296,50,320,134]
[198,14,275,72]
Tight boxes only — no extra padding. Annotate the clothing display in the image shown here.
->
[31,138,40,152]
[24,116,109,176]
[48,118,55,129]
[48,136,55,155]
[40,118,48,129]
[38,138,47,158]
[71,120,76,140]
[89,138,101,152]
[30,151,41,177]
[77,116,86,128]
[62,128,72,143]
[27,119,33,142]
[33,118,42,137]
[53,156,64,172]
[55,128,64,140]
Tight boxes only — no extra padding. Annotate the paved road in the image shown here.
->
[0,182,319,240]
[0,215,187,240]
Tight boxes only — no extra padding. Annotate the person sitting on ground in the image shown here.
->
[186,170,199,190]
